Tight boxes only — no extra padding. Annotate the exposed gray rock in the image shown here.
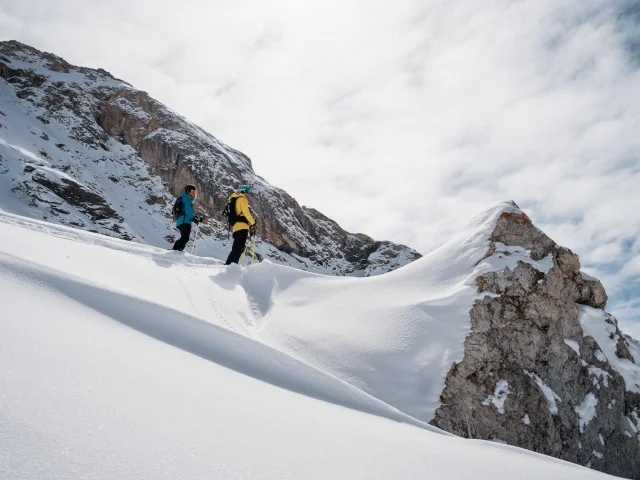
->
[432,203,640,479]
[31,171,121,223]
[95,87,421,274]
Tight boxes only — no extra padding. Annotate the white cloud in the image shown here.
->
[621,256,640,277]
[1,0,639,329]
[612,297,640,339]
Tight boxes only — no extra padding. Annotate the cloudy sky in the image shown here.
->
[1,0,639,333]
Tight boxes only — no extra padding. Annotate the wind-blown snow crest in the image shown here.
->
[0,206,612,479]
[251,201,524,422]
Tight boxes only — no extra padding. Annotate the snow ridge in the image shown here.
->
[0,206,613,480]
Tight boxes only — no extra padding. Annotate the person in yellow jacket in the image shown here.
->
[225,185,257,265]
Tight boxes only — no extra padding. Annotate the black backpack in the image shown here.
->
[172,196,184,221]
[222,196,250,230]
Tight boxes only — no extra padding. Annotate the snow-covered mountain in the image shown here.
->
[0,206,622,480]
[2,40,639,478]
[0,40,420,275]
[2,200,638,478]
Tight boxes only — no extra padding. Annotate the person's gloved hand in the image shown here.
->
[249,224,257,236]
[192,217,201,225]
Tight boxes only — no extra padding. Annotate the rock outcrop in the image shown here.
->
[0,40,420,275]
[432,203,640,479]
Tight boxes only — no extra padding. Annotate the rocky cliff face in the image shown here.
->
[432,204,640,479]
[0,40,420,275]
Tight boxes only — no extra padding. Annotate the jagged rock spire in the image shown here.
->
[432,202,640,478]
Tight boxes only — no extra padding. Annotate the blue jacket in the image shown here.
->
[176,191,196,227]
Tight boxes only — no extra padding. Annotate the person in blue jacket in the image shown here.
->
[172,184,202,251]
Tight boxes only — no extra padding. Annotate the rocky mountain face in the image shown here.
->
[432,205,640,479]
[0,40,420,275]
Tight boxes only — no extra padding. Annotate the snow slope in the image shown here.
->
[0,74,176,242]
[0,207,617,479]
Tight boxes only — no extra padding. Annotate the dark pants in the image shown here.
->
[226,229,249,265]
[173,223,192,251]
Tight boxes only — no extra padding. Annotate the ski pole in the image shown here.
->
[251,236,256,264]
[239,241,249,265]
[190,223,200,255]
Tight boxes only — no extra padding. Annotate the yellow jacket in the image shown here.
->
[228,192,256,232]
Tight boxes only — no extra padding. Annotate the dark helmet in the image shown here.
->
[184,184,197,194]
